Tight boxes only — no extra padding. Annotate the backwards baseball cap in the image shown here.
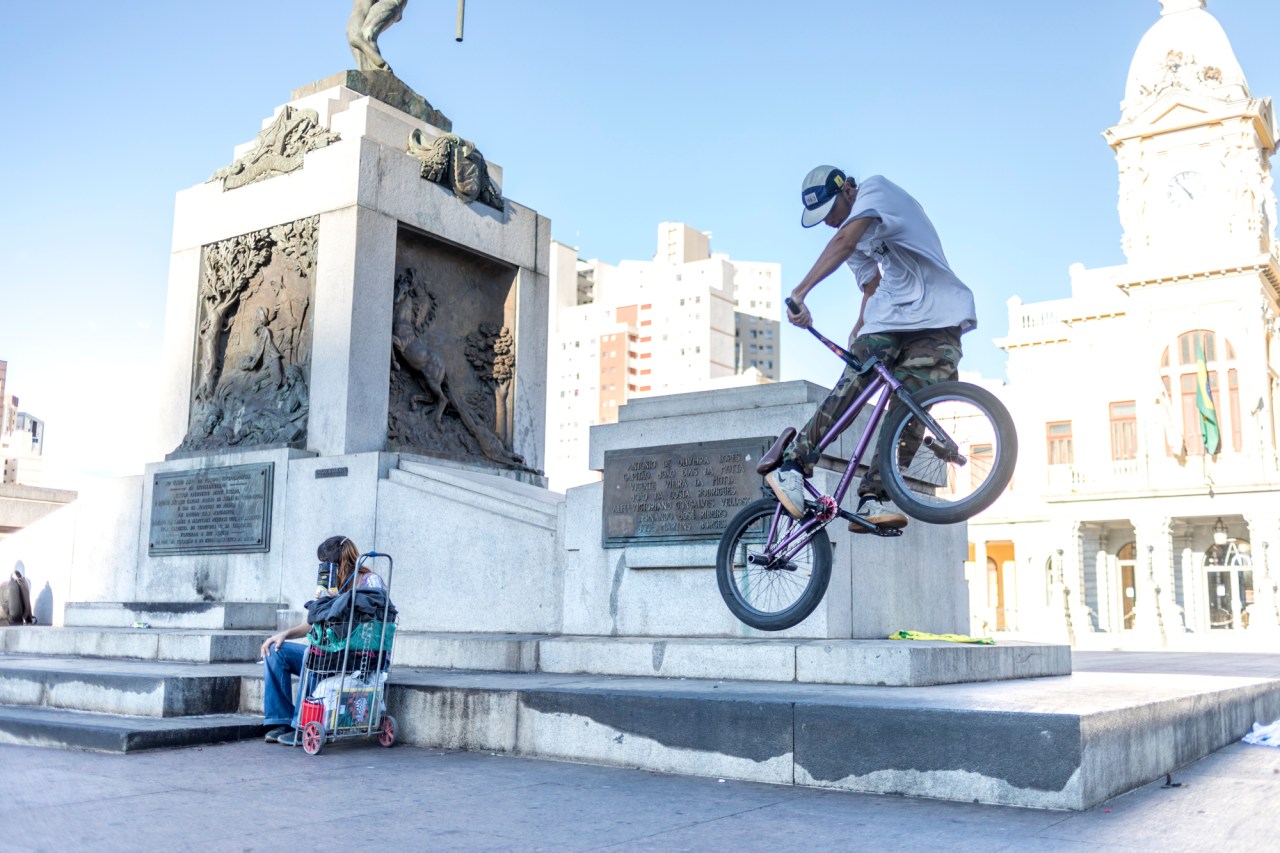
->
[800,165,849,228]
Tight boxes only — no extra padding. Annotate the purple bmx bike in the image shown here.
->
[715,304,1018,631]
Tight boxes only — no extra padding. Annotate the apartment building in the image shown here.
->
[545,223,781,491]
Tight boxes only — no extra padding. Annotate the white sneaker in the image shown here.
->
[765,468,807,518]
[849,496,908,533]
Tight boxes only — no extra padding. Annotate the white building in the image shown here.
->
[970,0,1280,640]
[545,223,781,491]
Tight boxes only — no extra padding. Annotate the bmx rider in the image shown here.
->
[767,165,977,531]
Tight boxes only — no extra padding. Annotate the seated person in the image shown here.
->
[3,569,36,625]
[259,535,385,745]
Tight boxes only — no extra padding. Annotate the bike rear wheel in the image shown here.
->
[716,498,832,631]
[877,381,1018,524]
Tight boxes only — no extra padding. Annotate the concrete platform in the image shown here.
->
[64,601,281,630]
[374,666,1280,811]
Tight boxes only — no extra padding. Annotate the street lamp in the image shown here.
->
[1213,517,1228,546]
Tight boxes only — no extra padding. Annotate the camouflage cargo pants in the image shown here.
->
[784,326,963,497]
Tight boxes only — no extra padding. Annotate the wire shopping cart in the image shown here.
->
[293,552,397,755]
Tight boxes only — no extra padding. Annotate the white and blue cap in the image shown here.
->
[800,165,848,228]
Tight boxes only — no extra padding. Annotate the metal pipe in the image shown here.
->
[455,0,465,41]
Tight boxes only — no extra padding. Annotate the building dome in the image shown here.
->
[1121,0,1250,121]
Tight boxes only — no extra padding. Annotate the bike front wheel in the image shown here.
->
[877,381,1018,525]
[716,498,832,631]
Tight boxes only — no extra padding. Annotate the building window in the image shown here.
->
[970,444,993,491]
[1046,421,1073,465]
[1109,401,1137,461]
[1229,369,1242,452]
[1180,371,1220,455]
[1178,330,1216,365]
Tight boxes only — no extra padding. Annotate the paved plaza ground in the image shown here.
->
[0,651,1276,852]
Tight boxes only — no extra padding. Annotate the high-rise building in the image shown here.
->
[970,0,1280,638]
[0,361,46,486]
[545,223,782,491]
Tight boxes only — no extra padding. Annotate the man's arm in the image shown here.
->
[787,217,875,328]
[851,271,881,339]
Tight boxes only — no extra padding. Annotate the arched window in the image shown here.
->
[1160,330,1241,455]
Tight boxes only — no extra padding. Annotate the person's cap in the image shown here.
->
[800,165,847,227]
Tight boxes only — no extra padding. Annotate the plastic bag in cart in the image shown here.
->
[310,672,388,724]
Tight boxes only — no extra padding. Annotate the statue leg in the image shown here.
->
[346,0,388,71]
[362,0,408,42]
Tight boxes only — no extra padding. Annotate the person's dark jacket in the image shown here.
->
[305,586,397,626]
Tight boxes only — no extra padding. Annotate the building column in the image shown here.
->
[1095,547,1113,632]
[1133,517,1182,643]
[1046,522,1089,644]
[1079,525,1101,632]
[971,540,992,634]
[1178,543,1200,633]
[1245,516,1280,633]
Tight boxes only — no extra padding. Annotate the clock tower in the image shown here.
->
[1104,0,1278,264]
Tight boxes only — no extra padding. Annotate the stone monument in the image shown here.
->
[0,6,560,625]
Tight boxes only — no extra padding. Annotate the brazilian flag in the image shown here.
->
[1196,341,1221,455]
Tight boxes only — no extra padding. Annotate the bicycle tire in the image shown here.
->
[877,381,1017,524]
[716,498,833,631]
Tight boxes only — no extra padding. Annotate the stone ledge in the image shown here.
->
[0,705,262,753]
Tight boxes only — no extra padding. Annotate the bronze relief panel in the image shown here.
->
[178,217,317,453]
[388,229,528,470]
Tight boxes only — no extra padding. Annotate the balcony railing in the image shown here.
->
[1044,453,1280,495]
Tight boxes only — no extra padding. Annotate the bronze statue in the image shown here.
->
[347,0,408,73]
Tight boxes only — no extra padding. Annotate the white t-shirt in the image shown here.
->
[842,175,977,336]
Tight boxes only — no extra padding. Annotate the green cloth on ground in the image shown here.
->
[888,630,994,645]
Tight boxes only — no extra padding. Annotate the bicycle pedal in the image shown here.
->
[873,527,905,538]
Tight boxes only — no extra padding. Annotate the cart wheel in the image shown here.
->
[378,715,397,747]
[302,721,326,755]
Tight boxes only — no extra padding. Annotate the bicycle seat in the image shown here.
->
[756,427,797,475]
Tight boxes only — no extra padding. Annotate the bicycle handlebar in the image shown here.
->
[785,297,862,370]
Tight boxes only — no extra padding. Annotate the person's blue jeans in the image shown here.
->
[263,641,309,727]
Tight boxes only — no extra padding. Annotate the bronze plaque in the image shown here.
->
[602,438,771,547]
[148,463,274,556]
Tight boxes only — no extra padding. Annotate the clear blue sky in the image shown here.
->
[2,1,1279,486]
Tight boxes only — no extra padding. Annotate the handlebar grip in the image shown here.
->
[785,296,800,315]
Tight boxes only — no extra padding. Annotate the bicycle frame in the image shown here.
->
[759,321,964,563]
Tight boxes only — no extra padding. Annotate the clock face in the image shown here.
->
[1166,170,1205,208]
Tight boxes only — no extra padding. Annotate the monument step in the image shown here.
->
[391,460,560,530]
[64,602,281,630]
[0,704,263,753]
[0,626,270,663]
[391,633,1070,687]
[2,627,1071,685]
[375,666,1280,811]
[0,656,256,717]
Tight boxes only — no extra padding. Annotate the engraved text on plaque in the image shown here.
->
[602,438,770,547]
[149,463,274,556]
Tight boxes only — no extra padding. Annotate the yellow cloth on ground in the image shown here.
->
[888,630,994,645]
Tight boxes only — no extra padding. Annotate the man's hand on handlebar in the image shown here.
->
[785,295,813,329]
